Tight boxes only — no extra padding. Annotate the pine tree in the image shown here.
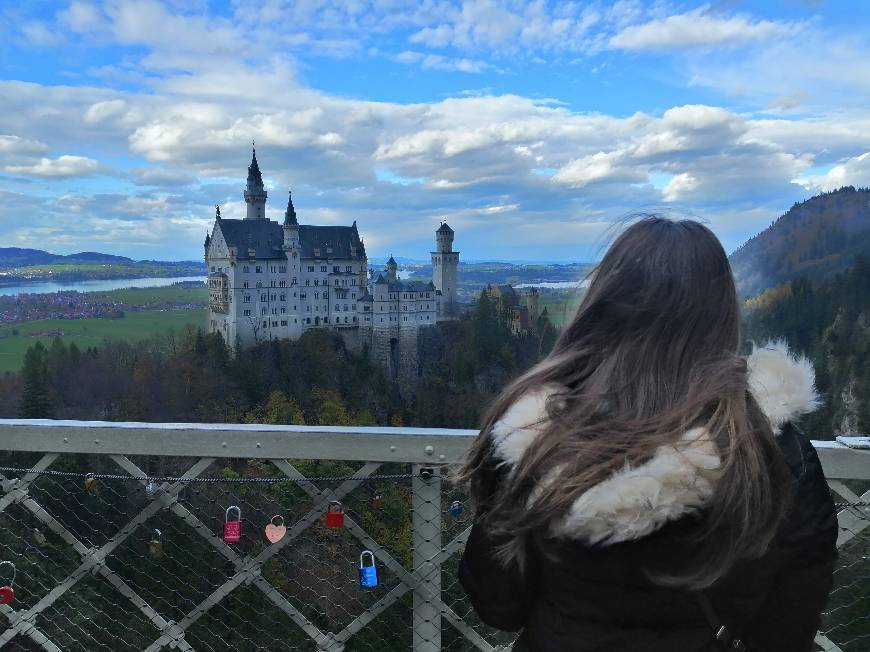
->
[19,342,53,418]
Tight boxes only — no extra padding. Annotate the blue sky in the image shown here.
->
[1,1,870,262]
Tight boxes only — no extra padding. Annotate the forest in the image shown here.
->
[0,289,559,430]
[745,256,870,439]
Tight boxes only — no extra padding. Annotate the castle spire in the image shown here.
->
[284,189,298,225]
[215,204,221,220]
[244,143,268,219]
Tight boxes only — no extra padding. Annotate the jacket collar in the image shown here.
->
[489,341,819,545]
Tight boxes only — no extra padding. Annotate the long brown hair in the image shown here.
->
[458,216,791,589]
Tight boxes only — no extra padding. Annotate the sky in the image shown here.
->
[1,1,870,262]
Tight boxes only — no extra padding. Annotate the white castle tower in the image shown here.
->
[431,222,459,320]
[244,144,267,220]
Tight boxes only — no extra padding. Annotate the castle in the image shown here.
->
[204,147,459,382]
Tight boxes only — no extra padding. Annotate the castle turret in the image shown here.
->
[244,143,267,220]
[386,255,398,282]
[282,189,300,249]
[432,222,459,320]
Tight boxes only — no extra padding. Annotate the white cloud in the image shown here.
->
[5,155,101,178]
[396,51,492,73]
[610,7,800,51]
[798,152,870,192]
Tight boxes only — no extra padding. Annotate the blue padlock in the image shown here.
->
[359,551,378,588]
[448,500,465,519]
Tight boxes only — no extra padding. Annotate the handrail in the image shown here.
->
[1,419,868,474]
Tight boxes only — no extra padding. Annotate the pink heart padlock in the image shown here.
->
[264,515,286,544]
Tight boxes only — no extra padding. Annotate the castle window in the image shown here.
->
[314,279,319,286]
[404,317,407,321]
[352,293,356,299]
[260,294,267,302]
[272,308,277,315]
[263,321,267,327]
[333,266,340,273]
[210,266,215,272]
[293,305,296,310]
[353,317,357,323]
[380,318,383,322]
[272,321,278,327]
[352,279,356,286]
[256,266,262,273]
[271,294,276,301]
[336,317,340,324]
[271,266,276,273]
[305,279,310,286]
[243,281,249,289]
[279,280,285,288]
[321,266,327,272]
[334,279,339,286]
[300,292,306,299]
[308,266,314,272]
[323,291,328,299]
[291,277,297,286]
[352,304,356,311]
[261,307,267,315]
[281,320,287,326]
[243,295,251,303]
[280,294,286,301]
[307,318,311,324]
[346,266,352,272]
[243,266,249,273]
[279,266,286,273]
[271,280,276,287]
[281,307,286,314]
[243,309,251,317]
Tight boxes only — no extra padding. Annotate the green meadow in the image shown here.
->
[0,309,207,373]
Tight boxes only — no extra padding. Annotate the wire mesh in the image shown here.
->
[0,454,509,652]
[0,453,867,652]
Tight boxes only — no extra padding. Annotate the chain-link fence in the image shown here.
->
[0,451,867,652]
[0,453,514,652]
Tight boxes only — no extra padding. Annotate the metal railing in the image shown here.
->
[0,420,867,651]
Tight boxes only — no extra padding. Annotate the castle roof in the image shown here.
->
[437,222,454,234]
[283,190,298,226]
[387,255,397,266]
[246,146,264,192]
[374,273,388,285]
[214,219,367,261]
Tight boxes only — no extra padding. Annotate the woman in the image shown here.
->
[458,217,838,651]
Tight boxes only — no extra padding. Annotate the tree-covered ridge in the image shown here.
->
[730,186,870,298]
[745,257,870,438]
[1,290,559,430]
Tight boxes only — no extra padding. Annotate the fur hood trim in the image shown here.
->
[490,342,819,545]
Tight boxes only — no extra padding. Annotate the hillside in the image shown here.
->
[745,259,870,438]
[0,247,136,267]
[730,186,870,297]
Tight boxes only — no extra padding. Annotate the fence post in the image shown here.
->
[412,464,442,652]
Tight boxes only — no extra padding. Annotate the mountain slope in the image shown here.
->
[0,248,134,268]
[730,186,870,297]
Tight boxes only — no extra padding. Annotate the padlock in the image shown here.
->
[223,505,242,543]
[83,473,97,492]
[325,501,344,529]
[358,551,378,589]
[148,528,164,560]
[448,500,465,519]
[265,515,286,544]
[0,561,15,605]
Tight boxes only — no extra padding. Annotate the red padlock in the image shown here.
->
[223,505,242,543]
[325,501,344,528]
[0,561,15,605]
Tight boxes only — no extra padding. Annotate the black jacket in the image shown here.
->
[460,345,838,652]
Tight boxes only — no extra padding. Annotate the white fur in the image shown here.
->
[747,340,819,432]
[492,342,818,544]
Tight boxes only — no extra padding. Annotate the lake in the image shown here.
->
[0,276,207,297]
